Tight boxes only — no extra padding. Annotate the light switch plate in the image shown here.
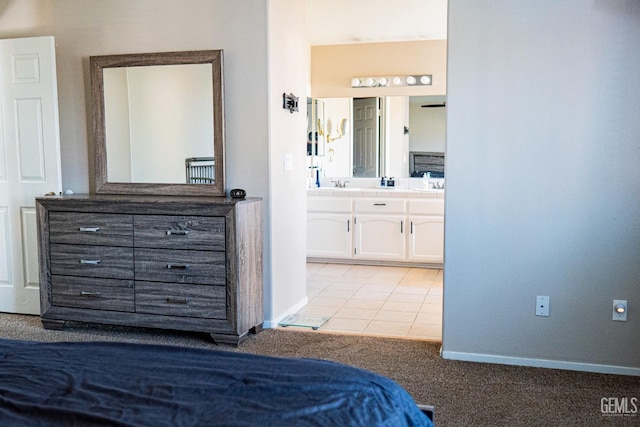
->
[283,153,293,171]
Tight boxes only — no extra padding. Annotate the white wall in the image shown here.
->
[126,64,213,183]
[409,101,446,153]
[444,0,640,374]
[0,0,308,326]
[266,0,309,325]
[102,67,132,182]
[384,96,409,178]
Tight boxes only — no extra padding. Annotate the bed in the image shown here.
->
[0,338,434,426]
[409,151,445,178]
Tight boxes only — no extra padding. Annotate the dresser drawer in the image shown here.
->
[134,215,225,251]
[135,281,226,319]
[134,248,225,285]
[51,276,134,312]
[50,244,134,280]
[49,212,133,246]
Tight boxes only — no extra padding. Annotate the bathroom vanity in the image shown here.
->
[307,188,444,266]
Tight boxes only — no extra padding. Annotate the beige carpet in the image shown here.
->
[1,314,638,426]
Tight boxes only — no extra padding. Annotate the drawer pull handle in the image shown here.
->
[166,297,189,305]
[167,263,189,269]
[373,203,387,206]
[79,259,101,265]
[166,230,189,236]
[79,227,101,232]
[80,291,102,297]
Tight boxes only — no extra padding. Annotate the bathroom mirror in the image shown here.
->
[316,96,445,178]
[91,50,225,196]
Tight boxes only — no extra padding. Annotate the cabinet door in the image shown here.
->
[354,215,405,261]
[307,213,352,258]
[408,216,444,263]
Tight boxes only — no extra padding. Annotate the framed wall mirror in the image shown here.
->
[91,50,225,196]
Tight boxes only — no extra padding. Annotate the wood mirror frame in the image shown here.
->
[91,50,225,196]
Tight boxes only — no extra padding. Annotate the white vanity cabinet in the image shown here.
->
[407,199,445,263]
[353,199,406,261]
[306,189,444,266]
[306,197,353,258]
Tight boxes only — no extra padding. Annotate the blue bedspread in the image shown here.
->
[0,339,433,426]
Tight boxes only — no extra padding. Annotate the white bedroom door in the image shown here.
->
[0,36,61,314]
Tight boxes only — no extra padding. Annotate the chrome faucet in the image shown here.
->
[331,180,350,188]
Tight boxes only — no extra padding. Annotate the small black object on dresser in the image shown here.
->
[229,188,246,199]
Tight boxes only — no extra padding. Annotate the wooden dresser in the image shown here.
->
[36,194,263,346]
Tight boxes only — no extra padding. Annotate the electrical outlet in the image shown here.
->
[536,296,550,317]
[613,300,627,321]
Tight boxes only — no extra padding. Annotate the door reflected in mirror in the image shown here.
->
[103,64,214,184]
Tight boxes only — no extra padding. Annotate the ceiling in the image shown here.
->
[305,0,447,46]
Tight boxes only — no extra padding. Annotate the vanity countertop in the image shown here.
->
[307,187,444,198]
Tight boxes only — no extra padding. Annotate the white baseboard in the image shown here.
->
[442,351,640,376]
[262,296,309,329]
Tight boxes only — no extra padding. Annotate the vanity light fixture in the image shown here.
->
[350,74,432,88]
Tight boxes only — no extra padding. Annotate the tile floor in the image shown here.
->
[285,263,443,341]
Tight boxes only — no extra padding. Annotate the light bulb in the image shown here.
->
[365,77,375,86]
[351,78,361,87]
[420,75,432,85]
[379,77,388,86]
[392,76,402,85]
[406,76,417,85]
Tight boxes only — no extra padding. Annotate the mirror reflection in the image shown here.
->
[307,95,446,179]
[104,64,214,184]
[306,98,324,156]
